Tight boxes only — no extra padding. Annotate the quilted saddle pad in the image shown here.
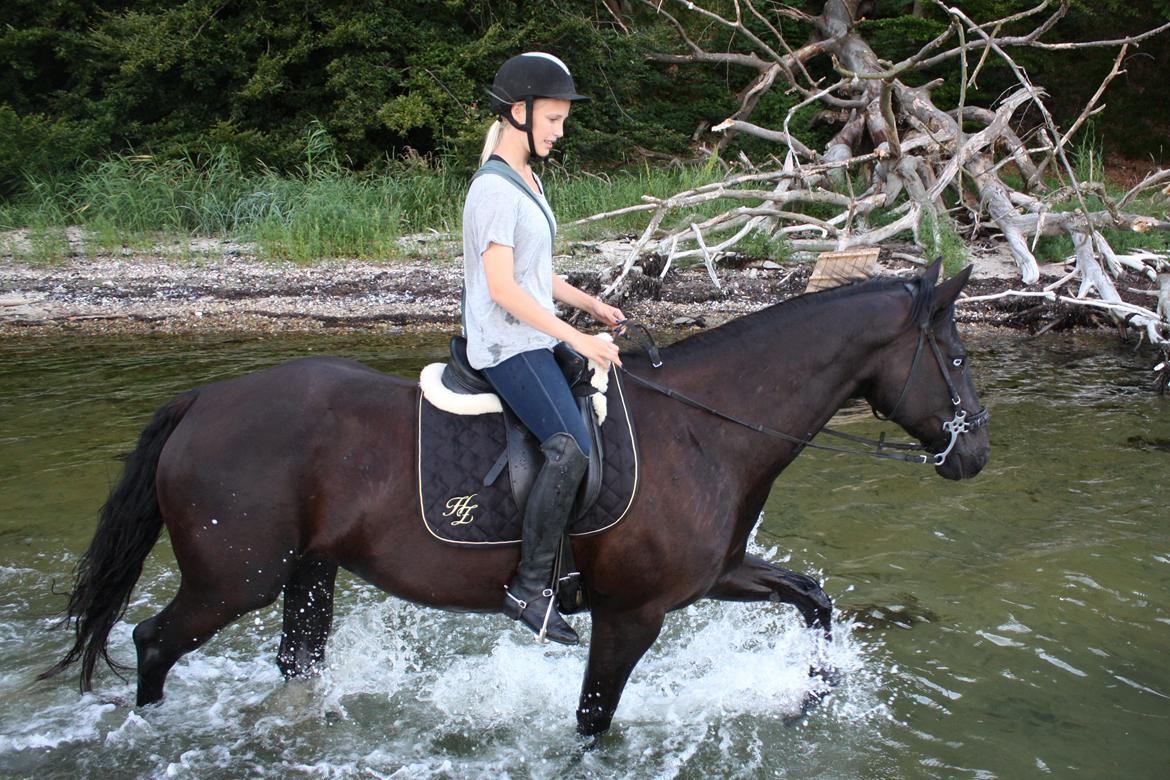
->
[416,370,639,546]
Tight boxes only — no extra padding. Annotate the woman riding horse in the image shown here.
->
[464,52,625,644]
[41,210,990,736]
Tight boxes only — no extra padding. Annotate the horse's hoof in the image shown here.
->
[576,708,613,742]
[810,663,843,688]
[132,698,166,710]
[779,665,842,726]
[579,733,606,752]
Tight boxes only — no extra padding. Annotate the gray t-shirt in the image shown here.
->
[461,171,559,369]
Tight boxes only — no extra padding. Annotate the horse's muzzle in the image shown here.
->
[933,433,990,480]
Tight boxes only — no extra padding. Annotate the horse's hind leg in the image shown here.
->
[133,578,286,706]
[277,558,337,679]
[707,553,833,636]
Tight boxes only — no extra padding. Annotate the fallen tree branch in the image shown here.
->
[583,0,1170,351]
[959,286,1169,345]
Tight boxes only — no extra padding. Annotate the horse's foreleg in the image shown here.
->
[277,557,337,679]
[707,553,832,636]
[577,605,665,737]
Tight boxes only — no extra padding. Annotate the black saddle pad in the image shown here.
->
[417,371,638,546]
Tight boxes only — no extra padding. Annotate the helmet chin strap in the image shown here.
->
[502,97,546,160]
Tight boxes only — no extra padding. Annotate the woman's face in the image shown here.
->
[511,98,572,157]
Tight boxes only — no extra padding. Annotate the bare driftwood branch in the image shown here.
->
[583,0,1170,345]
[712,118,816,159]
[1119,169,1170,209]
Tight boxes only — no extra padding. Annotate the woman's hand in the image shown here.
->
[567,330,622,370]
[577,297,625,369]
[588,298,626,331]
[552,276,626,333]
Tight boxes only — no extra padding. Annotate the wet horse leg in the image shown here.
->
[576,605,666,737]
[276,558,337,678]
[133,574,290,706]
[707,553,833,635]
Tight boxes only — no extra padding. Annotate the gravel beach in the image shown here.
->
[0,234,1084,337]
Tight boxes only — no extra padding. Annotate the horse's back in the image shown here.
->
[221,354,410,391]
[155,356,417,543]
[169,353,416,450]
[194,355,413,413]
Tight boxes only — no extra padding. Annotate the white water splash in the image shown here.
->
[2,551,888,778]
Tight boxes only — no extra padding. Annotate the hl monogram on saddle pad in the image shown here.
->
[444,494,479,525]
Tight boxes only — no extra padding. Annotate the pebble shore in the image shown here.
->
[0,235,1038,337]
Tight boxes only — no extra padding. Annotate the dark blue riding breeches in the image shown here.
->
[482,348,592,457]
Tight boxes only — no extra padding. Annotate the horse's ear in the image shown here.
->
[922,258,943,290]
[932,264,974,315]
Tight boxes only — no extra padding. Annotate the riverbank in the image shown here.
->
[0,235,1104,337]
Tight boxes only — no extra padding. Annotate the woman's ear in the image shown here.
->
[510,101,528,126]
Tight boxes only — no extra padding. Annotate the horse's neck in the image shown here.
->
[659,295,898,530]
[665,304,883,448]
[659,294,893,554]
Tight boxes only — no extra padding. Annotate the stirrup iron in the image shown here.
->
[537,588,556,644]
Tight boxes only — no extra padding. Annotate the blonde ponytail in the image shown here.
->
[479,118,505,166]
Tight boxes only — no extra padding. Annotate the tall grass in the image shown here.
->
[547,157,728,240]
[0,141,471,262]
[0,148,731,263]
[919,208,969,277]
[7,133,1159,266]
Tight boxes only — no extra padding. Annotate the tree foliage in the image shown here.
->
[2,1,1167,198]
[1,0,717,193]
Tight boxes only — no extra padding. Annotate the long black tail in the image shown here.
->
[40,391,199,692]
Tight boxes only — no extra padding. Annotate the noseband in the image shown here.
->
[617,322,988,467]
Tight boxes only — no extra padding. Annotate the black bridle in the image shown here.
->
[616,322,989,467]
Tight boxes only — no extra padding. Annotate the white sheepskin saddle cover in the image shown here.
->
[418,335,612,424]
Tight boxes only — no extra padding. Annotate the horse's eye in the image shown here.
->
[952,357,965,368]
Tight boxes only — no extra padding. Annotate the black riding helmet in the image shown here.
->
[489,52,588,159]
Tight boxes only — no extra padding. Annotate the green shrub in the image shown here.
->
[734,227,790,263]
[919,208,969,277]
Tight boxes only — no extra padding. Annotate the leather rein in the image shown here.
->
[615,321,989,467]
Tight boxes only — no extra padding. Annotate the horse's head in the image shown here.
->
[865,261,990,480]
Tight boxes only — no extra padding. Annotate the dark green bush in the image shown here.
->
[2,0,1167,200]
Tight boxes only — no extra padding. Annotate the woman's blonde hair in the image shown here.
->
[478,118,505,166]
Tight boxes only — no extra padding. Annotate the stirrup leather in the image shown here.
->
[503,583,529,612]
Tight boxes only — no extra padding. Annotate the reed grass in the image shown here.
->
[0,148,729,264]
[4,140,1162,267]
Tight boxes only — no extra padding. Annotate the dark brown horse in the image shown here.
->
[44,261,988,735]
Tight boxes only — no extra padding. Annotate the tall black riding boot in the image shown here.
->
[502,432,588,645]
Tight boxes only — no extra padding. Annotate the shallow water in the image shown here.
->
[1,330,1168,779]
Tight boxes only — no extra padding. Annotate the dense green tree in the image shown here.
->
[0,1,716,193]
[1,1,1167,198]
